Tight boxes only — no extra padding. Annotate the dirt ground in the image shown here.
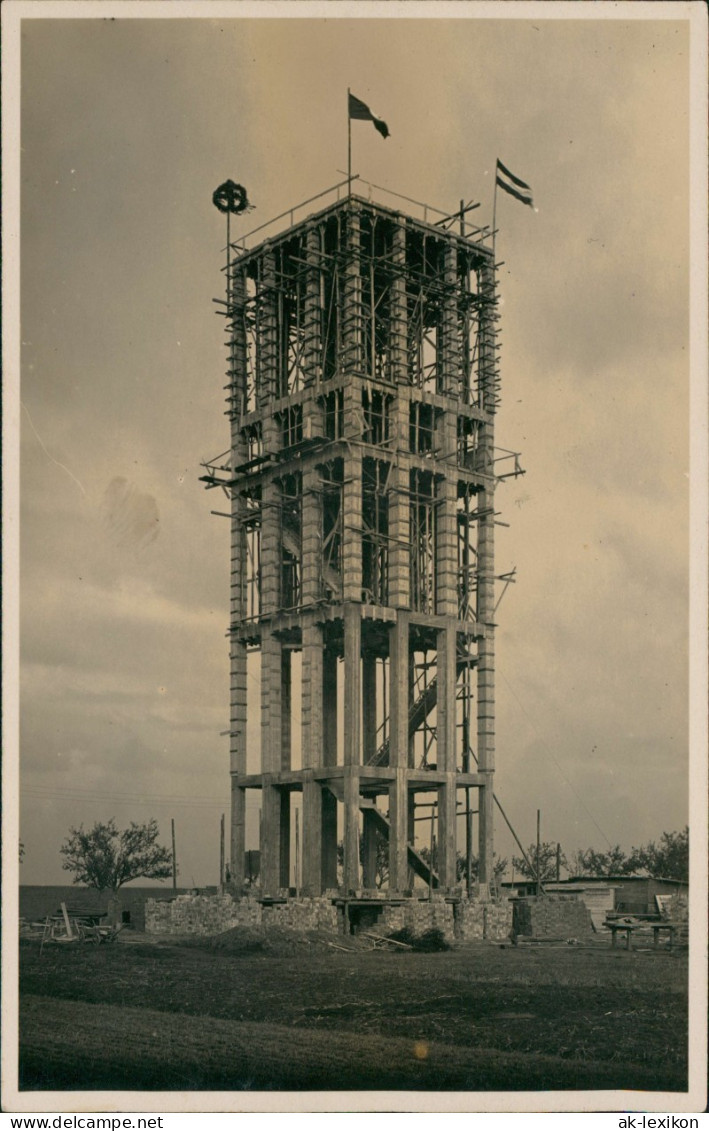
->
[18,929,688,1094]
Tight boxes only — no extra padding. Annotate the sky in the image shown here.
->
[9,3,702,887]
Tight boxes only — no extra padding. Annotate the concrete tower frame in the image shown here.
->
[203,187,506,901]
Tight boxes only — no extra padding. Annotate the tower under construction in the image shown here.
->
[202,180,515,901]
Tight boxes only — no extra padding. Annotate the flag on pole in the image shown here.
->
[496,159,533,207]
[348,92,389,138]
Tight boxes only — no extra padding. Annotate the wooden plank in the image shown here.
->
[60,902,74,939]
[363,931,413,950]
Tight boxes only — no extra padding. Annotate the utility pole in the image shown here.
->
[220,813,225,890]
[429,803,435,902]
[556,841,561,883]
[535,809,541,898]
[171,818,177,892]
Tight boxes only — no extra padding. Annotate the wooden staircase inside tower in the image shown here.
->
[367,649,477,769]
[280,520,341,598]
[325,783,439,888]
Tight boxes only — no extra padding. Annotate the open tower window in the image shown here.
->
[360,213,393,383]
[406,231,444,394]
[457,486,479,621]
[274,236,307,398]
[410,469,437,613]
[242,422,263,463]
[278,404,303,449]
[242,488,262,622]
[362,458,390,606]
[321,389,344,441]
[280,473,302,610]
[457,416,480,470]
[321,460,344,599]
[362,389,390,446]
[410,402,436,454]
[320,213,346,382]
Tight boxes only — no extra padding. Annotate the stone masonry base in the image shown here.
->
[144,892,516,941]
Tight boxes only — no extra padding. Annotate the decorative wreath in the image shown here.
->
[212,180,250,215]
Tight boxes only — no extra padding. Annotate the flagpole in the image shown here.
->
[347,87,352,194]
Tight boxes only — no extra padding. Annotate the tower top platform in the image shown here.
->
[228,177,493,261]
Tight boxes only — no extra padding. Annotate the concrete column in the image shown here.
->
[301,465,322,606]
[303,224,322,385]
[362,809,378,889]
[301,624,323,769]
[230,780,246,891]
[321,641,339,890]
[362,652,377,765]
[388,220,410,612]
[389,615,409,769]
[436,474,458,617]
[342,203,362,374]
[437,623,458,774]
[437,778,458,889]
[229,639,248,888]
[229,642,248,778]
[478,774,495,887]
[260,634,282,894]
[261,785,281,895]
[260,477,280,616]
[390,220,408,384]
[261,635,282,773]
[476,256,496,882]
[407,793,416,889]
[229,481,246,632]
[227,265,248,422]
[258,248,279,406]
[437,622,458,891]
[388,614,409,891]
[388,398,410,610]
[388,772,408,895]
[440,242,461,398]
[343,608,361,762]
[302,782,322,896]
[261,413,280,461]
[342,434,363,602]
[302,622,324,894]
[281,649,292,772]
[478,257,497,415]
[343,605,361,892]
[279,790,291,890]
[323,646,338,766]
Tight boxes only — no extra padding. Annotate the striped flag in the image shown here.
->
[496,159,533,207]
[348,92,389,139]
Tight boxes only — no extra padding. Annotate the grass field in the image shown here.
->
[18,931,688,1093]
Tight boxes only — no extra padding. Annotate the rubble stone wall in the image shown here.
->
[453,899,513,941]
[144,893,339,936]
[513,895,593,938]
[378,898,456,942]
[144,891,515,941]
[262,898,339,933]
[145,894,260,935]
[484,900,515,940]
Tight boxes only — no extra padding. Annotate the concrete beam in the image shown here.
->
[362,652,377,766]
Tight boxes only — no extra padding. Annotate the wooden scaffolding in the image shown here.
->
[203,191,508,897]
